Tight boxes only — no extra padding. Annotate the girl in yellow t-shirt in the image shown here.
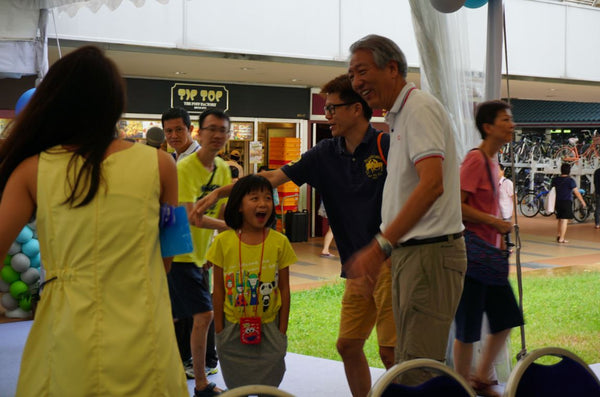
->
[206,174,297,389]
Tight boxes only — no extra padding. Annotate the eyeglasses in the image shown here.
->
[324,102,356,115]
[201,126,231,134]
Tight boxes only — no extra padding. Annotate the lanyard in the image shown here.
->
[238,228,266,317]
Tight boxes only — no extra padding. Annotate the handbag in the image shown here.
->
[464,230,510,285]
[464,149,509,285]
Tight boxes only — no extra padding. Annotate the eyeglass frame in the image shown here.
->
[200,126,231,135]
[323,102,357,115]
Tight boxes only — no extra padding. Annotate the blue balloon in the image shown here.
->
[15,88,36,115]
[21,239,40,258]
[465,0,488,8]
[16,226,33,244]
[29,253,41,268]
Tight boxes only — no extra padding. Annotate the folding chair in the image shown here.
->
[367,358,476,397]
[503,346,600,397]
[219,384,295,397]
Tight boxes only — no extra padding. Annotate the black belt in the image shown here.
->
[398,232,463,247]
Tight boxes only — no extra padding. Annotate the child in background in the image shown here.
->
[206,174,297,389]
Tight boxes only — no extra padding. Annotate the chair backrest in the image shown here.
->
[503,347,600,397]
[219,384,295,397]
[367,358,476,397]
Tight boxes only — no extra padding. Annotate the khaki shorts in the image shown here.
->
[338,263,396,347]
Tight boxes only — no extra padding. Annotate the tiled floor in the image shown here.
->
[288,215,600,292]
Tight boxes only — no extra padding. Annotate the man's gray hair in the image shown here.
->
[349,34,408,78]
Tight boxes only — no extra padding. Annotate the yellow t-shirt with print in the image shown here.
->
[173,154,231,265]
[206,229,297,324]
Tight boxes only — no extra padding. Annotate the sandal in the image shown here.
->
[320,253,335,257]
[558,239,568,243]
[470,377,501,397]
[194,382,223,397]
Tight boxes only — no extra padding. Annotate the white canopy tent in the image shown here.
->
[0,0,168,80]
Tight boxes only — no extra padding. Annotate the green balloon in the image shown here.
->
[3,255,11,266]
[1,265,20,284]
[9,280,29,299]
[19,295,32,312]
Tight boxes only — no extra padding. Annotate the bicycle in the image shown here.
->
[573,189,595,223]
[519,188,553,218]
[554,131,600,164]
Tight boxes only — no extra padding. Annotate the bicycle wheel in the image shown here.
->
[573,199,588,223]
[554,146,576,162]
[519,193,540,218]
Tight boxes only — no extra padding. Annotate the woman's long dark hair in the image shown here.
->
[0,45,126,207]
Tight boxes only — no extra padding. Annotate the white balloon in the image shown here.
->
[0,279,10,292]
[430,0,466,13]
[1,293,19,311]
[28,218,37,231]
[21,267,41,285]
[8,241,21,256]
[5,307,32,318]
[11,253,31,273]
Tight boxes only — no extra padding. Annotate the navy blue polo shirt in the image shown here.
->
[281,126,389,276]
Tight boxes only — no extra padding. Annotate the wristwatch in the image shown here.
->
[374,233,394,259]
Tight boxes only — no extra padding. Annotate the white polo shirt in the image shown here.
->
[382,83,464,243]
[176,140,200,163]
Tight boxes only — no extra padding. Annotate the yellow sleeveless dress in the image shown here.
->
[16,144,188,396]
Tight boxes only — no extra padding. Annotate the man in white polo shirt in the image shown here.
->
[347,34,467,386]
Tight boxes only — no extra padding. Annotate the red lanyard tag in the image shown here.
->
[240,316,261,344]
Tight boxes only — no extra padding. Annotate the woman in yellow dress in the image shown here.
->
[0,46,188,396]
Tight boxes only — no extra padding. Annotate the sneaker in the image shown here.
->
[205,366,218,376]
[183,359,195,379]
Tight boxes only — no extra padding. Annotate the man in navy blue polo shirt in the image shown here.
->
[193,74,394,397]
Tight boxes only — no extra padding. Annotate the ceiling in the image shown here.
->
[48,40,600,104]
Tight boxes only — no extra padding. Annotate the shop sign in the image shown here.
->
[171,83,229,113]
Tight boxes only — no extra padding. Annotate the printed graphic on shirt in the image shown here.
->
[228,270,278,315]
[364,155,385,179]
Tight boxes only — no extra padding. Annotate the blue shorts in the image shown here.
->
[454,276,524,343]
[167,262,213,318]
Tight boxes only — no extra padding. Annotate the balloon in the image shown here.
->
[430,0,466,13]
[1,265,20,284]
[465,0,488,8]
[1,293,19,311]
[9,280,29,299]
[3,255,11,266]
[0,278,10,292]
[29,253,41,268]
[20,267,40,285]
[16,226,33,244]
[8,241,21,256]
[5,307,31,318]
[28,218,37,232]
[15,88,36,115]
[22,238,40,258]
[11,253,31,273]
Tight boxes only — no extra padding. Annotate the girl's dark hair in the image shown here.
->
[560,162,571,175]
[0,45,126,207]
[224,174,276,230]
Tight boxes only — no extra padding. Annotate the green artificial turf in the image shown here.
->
[288,270,600,368]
